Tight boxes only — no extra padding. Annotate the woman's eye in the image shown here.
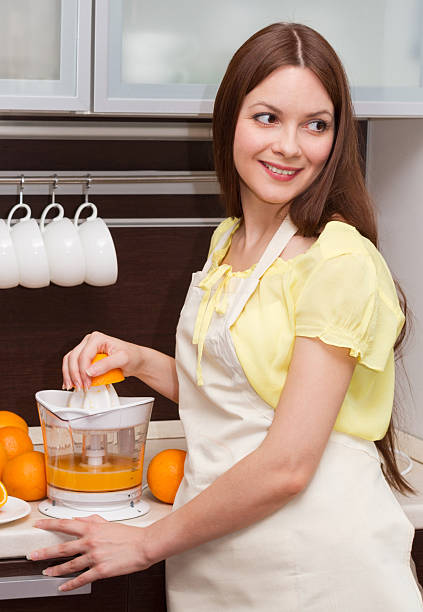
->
[253,113,277,125]
[307,119,328,132]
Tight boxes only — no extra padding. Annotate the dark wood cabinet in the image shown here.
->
[0,558,166,612]
[412,530,423,586]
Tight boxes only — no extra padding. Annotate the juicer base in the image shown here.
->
[38,499,150,521]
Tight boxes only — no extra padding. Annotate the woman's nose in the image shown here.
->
[271,127,301,158]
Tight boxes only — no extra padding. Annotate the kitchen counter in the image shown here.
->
[1,423,423,559]
[0,488,174,560]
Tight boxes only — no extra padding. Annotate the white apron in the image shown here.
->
[166,215,423,611]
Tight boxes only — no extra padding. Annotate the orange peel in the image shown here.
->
[90,353,125,387]
[0,481,7,508]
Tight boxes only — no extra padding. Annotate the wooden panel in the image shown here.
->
[128,562,167,612]
[0,140,214,172]
[412,530,423,585]
[0,227,213,425]
[0,194,224,221]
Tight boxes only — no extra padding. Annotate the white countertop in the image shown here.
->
[1,424,423,560]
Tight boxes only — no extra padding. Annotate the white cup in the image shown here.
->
[74,203,118,287]
[40,203,86,287]
[8,204,50,288]
[0,218,19,288]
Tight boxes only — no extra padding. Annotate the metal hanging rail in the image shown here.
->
[0,173,223,228]
[0,172,217,185]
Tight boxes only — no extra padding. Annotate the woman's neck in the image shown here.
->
[238,198,291,249]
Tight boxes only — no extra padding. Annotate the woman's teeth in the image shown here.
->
[262,162,297,175]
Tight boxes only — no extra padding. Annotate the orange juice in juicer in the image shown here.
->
[36,354,154,520]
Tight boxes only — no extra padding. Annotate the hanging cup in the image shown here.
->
[40,202,85,287]
[8,203,50,289]
[0,218,19,288]
[74,203,118,287]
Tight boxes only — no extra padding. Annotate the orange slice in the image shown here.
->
[90,353,125,387]
[0,481,8,508]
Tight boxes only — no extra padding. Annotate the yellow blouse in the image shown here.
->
[198,217,405,441]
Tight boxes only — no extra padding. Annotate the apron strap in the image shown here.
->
[202,218,241,275]
[227,214,298,327]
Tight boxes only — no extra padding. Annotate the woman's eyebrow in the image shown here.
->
[249,101,333,119]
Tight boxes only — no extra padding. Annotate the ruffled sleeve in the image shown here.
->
[295,252,405,372]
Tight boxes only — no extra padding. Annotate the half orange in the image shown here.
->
[90,353,125,387]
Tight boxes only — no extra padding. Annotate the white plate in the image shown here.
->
[0,496,31,524]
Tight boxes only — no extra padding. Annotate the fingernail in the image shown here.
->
[26,553,33,560]
[86,367,96,376]
[29,551,38,560]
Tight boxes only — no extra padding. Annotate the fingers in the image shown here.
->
[28,537,83,562]
[63,332,106,390]
[63,334,90,390]
[85,349,128,378]
[74,514,107,524]
[58,567,100,592]
[33,518,86,537]
[43,553,90,577]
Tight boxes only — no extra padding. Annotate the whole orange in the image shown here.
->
[0,443,7,479]
[0,427,33,460]
[0,411,28,432]
[147,449,186,504]
[3,451,46,501]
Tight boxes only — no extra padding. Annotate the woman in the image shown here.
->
[30,23,423,610]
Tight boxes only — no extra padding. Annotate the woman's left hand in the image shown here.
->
[29,515,154,592]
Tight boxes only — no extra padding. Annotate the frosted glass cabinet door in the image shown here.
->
[94,0,423,117]
[0,0,91,111]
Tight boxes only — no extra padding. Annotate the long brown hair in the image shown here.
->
[213,22,415,495]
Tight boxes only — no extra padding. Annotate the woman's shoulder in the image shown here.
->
[301,217,402,315]
[317,217,371,258]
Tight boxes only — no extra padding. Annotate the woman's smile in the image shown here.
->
[260,160,304,181]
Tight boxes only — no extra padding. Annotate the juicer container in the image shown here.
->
[35,390,154,519]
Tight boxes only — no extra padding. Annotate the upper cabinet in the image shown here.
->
[93,0,423,118]
[1,0,423,117]
[0,0,91,112]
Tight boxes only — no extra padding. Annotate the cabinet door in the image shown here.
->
[94,0,423,117]
[128,562,167,612]
[0,558,128,612]
[0,0,91,112]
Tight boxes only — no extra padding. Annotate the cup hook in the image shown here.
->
[19,174,24,205]
[85,174,92,204]
[51,174,58,205]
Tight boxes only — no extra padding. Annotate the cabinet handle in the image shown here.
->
[0,574,91,599]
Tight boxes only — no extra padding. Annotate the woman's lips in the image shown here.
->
[260,160,303,182]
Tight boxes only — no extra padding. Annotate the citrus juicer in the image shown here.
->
[35,354,154,521]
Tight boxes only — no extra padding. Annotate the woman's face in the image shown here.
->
[233,65,335,211]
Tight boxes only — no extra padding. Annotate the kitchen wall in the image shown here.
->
[367,119,423,439]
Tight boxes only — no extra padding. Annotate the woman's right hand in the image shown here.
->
[62,331,143,391]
